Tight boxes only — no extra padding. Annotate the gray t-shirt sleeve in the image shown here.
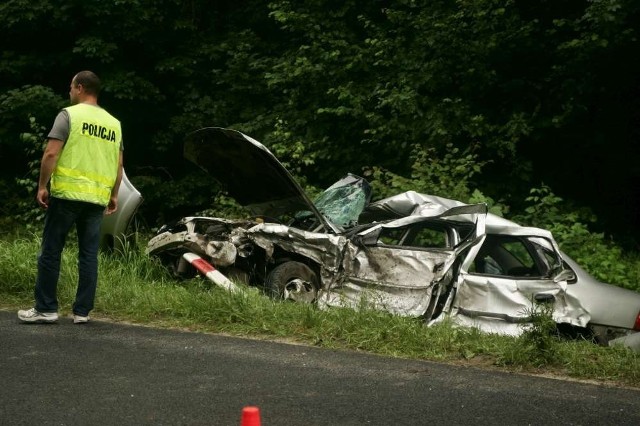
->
[47,110,69,142]
[46,108,124,151]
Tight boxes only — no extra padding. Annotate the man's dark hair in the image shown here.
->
[73,71,101,96]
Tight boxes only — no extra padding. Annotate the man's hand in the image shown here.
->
[37,188,50,209]
[105,195,118,215]
[36,139,63,209]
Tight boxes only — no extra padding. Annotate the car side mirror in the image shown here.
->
[553,268,576,283]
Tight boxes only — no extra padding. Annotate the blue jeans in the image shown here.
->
[34,197,105,316]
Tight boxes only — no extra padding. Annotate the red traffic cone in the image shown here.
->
[240,406,261,426]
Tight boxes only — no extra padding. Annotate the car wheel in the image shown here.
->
[266,261,319,303]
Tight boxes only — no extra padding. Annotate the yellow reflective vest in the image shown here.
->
[50,103,122,206]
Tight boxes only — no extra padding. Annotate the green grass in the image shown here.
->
[1,231,639,388]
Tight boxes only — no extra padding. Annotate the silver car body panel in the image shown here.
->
[562,255,640,331]
[318,245,453,316]
[453,274,590,335]
[99,170,143,251]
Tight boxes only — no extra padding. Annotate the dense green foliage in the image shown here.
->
[1,1,639,285]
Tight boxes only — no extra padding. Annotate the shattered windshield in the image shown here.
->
[296,174,372,229]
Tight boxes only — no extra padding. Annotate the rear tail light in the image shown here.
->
[634,311,640,331]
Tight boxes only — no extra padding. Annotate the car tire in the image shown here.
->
[266,261,319,304]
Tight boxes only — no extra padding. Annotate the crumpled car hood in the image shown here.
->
[184,127,334,231]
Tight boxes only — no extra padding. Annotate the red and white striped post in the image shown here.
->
[181,252,241,293]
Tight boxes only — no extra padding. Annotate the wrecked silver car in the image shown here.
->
[99,170,143,252]
[145,127,640,350]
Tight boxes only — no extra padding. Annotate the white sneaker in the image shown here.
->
[18,308,58,323]
[73,315,90,324]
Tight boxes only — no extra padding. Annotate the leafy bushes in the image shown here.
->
[513,185,640,292]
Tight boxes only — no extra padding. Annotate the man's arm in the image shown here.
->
[37,139,64,209]
[105,151,124,215]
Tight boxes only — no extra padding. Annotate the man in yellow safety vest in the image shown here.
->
[18,70,124,324]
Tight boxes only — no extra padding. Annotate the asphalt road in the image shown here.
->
[1,309,639,426]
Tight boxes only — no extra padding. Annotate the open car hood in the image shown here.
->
[184,127,337,232]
